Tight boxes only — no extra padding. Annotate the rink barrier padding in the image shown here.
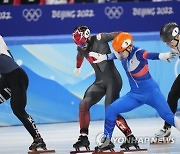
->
[4,32,160,45]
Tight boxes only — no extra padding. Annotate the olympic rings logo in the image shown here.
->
[104,6,123,19]
[22,9,42,22]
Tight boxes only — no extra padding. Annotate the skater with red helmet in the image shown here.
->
[72,25,138,151]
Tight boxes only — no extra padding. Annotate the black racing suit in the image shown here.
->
[164,44,180,129]
[0,49,41,139]
[76,32,132,136]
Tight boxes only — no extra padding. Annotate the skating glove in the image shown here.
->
[89,52,107,63]
[159,52,176,62]
[74,67,81,77]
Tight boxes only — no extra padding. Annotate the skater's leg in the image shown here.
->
[74,83,105,150]
[116,115,139,150]
[104,93,142,138]
[6,69,46,150]
[79,100,90,135]
[155,89,180,138]
[154,77,180,138]
[149,91,180,131]
[79,84,105,134]
[95,94,142,152]
[164,76,180,128]
[105,84,133,137]
[10,78,41,139]
[116,115,132,137]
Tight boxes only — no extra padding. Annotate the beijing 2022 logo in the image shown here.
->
[22,9,42,22]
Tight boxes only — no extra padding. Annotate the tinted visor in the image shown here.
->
[78,41,88,48]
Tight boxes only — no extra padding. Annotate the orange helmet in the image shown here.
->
[112,32,133,52]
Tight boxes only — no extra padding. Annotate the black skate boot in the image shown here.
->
[95,138,115,152]
[29,137,47,151]
[120,135,139,150]
[73,135,90,151]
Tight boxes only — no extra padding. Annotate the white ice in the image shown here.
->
[0,117,180,154]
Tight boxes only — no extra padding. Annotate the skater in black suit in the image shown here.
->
[0,35,46,151]
[72,25,138,150]
[155,22,180,139]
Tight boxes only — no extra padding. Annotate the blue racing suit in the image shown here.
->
[104,46,175,138]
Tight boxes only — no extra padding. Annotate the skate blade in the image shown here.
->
[70,150,95,154]
[93,152,122,154]
[93,152,123,154]
[121,148,148,154]
[150,138,174,144]
[92,149,148,154]
[93,149,148,154]
[28,149,55,154]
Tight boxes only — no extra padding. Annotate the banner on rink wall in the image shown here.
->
[0,1,180,36]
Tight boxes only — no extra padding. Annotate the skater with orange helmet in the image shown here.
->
[89,32,180,152]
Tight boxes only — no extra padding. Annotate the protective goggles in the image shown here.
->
[78,41,88,48]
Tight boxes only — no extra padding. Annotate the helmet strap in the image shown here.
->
[173,38,179,47]
[124,49,131,57]
[125,45,132,57]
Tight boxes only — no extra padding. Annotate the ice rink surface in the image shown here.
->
[0,117,180,154]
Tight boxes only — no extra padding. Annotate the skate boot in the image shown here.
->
[73,135,90,151]
[29,137,47,151]
[95,138,115,152]
[120,135,139,150]
[155,127,171,139]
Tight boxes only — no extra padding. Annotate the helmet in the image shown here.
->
[72,25,90,46]
[160,22,179,42]
[112,32,133,52]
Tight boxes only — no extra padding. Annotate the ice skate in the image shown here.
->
[94,138,115,152]
[150,127,173,144]
[155,127,171,138]
[120,135,140,150]
[29,137,46,151]
[73,135,90,151]
[28,137,55,154]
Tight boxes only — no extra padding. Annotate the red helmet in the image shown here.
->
[72,25,90,46]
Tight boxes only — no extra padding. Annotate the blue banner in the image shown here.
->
[0,1,180,36]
